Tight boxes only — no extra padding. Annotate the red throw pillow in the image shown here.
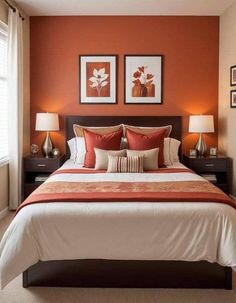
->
[83,128,123,168]
[126,128,167,167]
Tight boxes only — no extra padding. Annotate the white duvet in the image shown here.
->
[1,161,236,289]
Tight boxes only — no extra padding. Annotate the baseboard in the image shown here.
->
[0,208,8,221]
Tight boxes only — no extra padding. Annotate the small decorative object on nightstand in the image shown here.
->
[30,144,39,157]
[189,149,197,157]
[210,147,218,157]
[52,148,61,158]
[183,154,231,194]
[23,154,65,199]
[189,115,214,156]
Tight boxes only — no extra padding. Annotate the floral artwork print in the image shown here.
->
[125,55,162,104]
[233,70,236,83]
[86,62,110,97]
[132,66,155,97]
[80,55,116,104]
[89,68,109,96]
[231,66,236,86]
[231,90,236,108]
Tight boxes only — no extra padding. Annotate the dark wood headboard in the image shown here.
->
[65,116,182,159]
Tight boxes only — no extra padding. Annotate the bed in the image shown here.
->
[0,116,235,289]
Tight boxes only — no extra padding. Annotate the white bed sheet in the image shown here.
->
[1,160,236,289]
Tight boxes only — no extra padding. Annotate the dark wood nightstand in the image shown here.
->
[23,155,66,199]
[182,154,231,194]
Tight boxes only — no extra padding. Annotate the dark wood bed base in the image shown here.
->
[23,260,232,289]
[22,116,232,289]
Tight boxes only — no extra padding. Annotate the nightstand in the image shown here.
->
[23,155,66,199]
[182,154,231,194]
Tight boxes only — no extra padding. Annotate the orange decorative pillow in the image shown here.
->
[73,124,122,137]
[126,128,167,167]
[124,124,172,137]
[83,128,123,168]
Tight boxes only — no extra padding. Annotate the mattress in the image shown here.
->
[1,160,236,289]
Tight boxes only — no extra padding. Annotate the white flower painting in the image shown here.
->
[80,55,117,104]
[89,68,109,97]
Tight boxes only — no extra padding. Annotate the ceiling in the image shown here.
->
[15,0,235,16]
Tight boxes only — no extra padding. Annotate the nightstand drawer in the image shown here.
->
[189,159,227,172]
[182,154,231,194]
[23,155,66,199]
[24,158,61,172]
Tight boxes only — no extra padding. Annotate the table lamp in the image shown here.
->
[35,113,59,158]
[189,115,214,156]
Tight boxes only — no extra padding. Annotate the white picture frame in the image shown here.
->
[79,55,117,104]
[124,55,163,104]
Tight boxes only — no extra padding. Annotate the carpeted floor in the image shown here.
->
[0,212,235,303]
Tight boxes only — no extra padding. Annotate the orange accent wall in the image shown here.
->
[30,16,219,155]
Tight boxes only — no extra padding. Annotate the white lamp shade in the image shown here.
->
[35,113,59,131]
[189,115,214,133]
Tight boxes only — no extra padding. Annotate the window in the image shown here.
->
[0,21,8,162]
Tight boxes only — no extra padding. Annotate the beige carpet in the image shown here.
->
[0,212,235,303]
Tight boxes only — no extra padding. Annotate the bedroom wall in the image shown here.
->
[30,16,219,155]
[219,1,236,196]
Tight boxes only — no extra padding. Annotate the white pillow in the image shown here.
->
[95,148,127,170]
[67,138,76,160]
[68,136,181,166]
[126,148,159,171]
[164,138,181,166]
[67,137,86,164]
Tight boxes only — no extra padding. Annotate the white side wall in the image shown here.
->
[219,1,236,195]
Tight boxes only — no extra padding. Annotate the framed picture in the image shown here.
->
[79,55,117,104]
[230,65,236,86]
[124,55,163,104]
[230,90,236,108]
[189,149,197,157]
[209,147,218,157]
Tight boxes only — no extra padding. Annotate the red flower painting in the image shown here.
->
[132,66,155,97]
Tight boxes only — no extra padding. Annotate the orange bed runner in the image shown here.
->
[17,168,235,215]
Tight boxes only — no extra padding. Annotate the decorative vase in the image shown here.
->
[140,84,148,97]
[147,84,155,97]
[132,84,141,97]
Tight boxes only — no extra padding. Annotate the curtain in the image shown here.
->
[7,8,23,210]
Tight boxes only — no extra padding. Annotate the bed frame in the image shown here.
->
[23,115,232,289]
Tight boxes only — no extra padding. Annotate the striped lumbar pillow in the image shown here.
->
[107,155,144,173]
[126,148,159,171]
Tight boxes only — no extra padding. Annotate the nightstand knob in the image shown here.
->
[37,164,46,167]
[205,163,214,167]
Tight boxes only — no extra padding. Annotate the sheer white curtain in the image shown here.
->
[7,8,23,210]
